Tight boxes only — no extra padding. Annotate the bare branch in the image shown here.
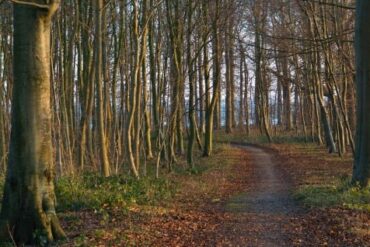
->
[10,0,49,9]
[301,0,355,10]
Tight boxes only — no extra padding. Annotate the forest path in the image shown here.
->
[222,145,302,246]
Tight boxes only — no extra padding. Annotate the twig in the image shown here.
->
[7,224,17,247]
[10,0,49,9]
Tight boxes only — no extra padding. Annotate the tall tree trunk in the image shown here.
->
[186,0,195,168]
[126,0,141,178]
[203,0,220,157]
[352,0,370,187]
[225,11,234,133]
[148,0,159,139]
[239,44,244,129]
[0,1,65,244]
[78,1,94,171]
[95,0,110,177]
[225,31,233,133]
[243,57,250,135]
[282,57,292,130]
[254,7,271,142]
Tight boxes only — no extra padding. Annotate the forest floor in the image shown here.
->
[58,136,370,246]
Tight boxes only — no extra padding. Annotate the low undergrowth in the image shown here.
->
[294,177,370,212]
[54,143,234,214]
[55,173,176,212]
[55,143,245,246]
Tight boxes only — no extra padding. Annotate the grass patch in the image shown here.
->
[294,177,370,212]
[56,173,176,212]
[0,143,234,214]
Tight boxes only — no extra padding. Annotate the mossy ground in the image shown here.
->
[294,180,370,212]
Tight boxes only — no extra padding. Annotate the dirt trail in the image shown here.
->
[222,145,302,246]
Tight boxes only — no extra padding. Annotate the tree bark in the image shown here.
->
[95,0,110,177]
[203,0,220,157]
[352,0,370,187]
[0,1,66,244]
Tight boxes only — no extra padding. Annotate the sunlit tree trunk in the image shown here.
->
[95,0,110,177]
[77,1,94,171]
[0,1,65,244]
[126,0,141,178]
[225,30,233,134]
[203,0,220,157]
[253,3,272,141]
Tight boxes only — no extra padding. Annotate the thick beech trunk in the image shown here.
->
[0,1,65,244]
